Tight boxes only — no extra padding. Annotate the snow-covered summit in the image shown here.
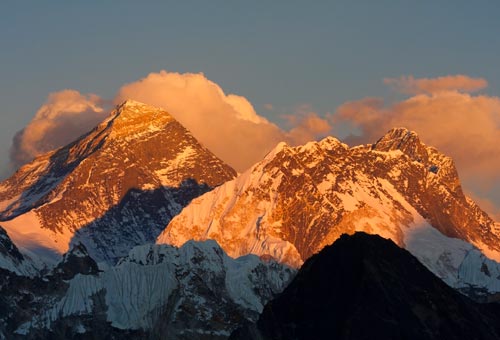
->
[0,100,236,265]
[104,99,177,140]
[373,127,420,149]
[118,98,155,109]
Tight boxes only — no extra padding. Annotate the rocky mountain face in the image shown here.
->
[0,228,294,339]
[231,232,500,340]
[0,240,105,340]
[0,100,236,264]
[158,128,500,295]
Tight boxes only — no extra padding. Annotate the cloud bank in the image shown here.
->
[10,90,106,168]
[383,75,488,95]
[10,71,330,173]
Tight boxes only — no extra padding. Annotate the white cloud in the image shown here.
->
[115,71,329,171]
[10,90,106,168]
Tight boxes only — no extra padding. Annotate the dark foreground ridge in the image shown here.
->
[231,232,500,340]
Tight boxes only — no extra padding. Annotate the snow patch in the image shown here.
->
[1,211,67,265]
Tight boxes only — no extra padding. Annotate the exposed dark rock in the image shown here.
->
[50,243,99,280]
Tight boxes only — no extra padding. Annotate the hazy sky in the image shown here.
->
[1,1,500,217]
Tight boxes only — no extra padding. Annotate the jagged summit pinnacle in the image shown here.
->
[373,127,421,151]
[372,127,437,167]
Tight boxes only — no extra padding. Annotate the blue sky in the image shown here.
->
[1,1,500,215]
[2,1,499,118]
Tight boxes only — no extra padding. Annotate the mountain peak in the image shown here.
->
[105,100,175,139]
[263,141,289,162]
[262,137,347,168]
[114,99,166,117]
[318,136,345,150]
[232,232,500,340]
[373,127,420,151]
[51,242,99,280]
[0,97,236,264]
[119,98,151,108]
[372,127,432,164]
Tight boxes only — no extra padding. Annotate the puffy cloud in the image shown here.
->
[335,97,386,145]
[115,71,329,171]
[9,71,333,175]
[335,75,500,218]
[225,94,268,124]
[383,75,488,94]
[284,109,332,144]
[10,90,107,168]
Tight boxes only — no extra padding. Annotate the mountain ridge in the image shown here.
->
[2,98,500,338]
[0,237,294,339]
[158,127,500,295]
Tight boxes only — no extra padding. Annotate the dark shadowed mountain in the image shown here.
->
[231,232,500,340]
